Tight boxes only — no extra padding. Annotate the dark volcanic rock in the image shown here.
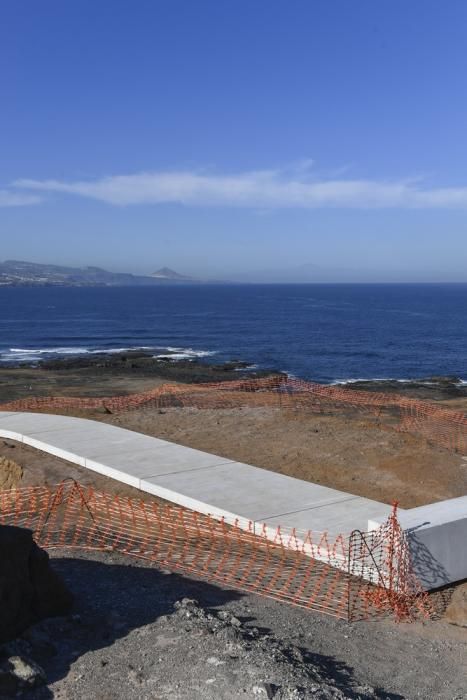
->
[39,351,283,384]
[0,526,73,643]
[171,598,380,699]
[335,376,467,401]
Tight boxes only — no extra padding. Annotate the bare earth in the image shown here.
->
[1,362,466,509]
[3,404,466,509]
[99,406,466,509]
[16,551,467,700]
[0,364,466,699]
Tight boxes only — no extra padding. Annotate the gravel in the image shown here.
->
[2,550,464,700]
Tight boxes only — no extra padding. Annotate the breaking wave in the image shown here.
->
[331,377,467,386]
[0,345,217,364]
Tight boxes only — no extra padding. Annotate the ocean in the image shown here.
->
[0,283,466,384]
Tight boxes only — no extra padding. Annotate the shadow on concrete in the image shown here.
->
[407,529,450,590]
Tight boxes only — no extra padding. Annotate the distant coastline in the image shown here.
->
[0,260,225,287]
[3,260,467,287]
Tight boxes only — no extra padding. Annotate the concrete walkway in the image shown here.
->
[2,410,466,588]
[0,411,394,536]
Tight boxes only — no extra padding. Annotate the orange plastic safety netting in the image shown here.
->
[0,480,431,622]
[1,376,465,454]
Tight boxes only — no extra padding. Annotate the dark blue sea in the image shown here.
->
[0,284,465,384]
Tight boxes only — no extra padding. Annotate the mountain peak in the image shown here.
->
[151,267,193,280]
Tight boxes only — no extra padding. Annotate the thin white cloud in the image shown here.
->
[12,169,467,209]
[0,189,42,207]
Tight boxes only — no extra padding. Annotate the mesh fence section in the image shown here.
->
[2,376,465,454]
[0,481,432,623]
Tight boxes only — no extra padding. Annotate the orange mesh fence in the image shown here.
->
[1,376,465,454]
[0,480,431,622]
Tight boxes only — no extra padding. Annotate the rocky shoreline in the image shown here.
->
[1,349,466,404]
[0,351,284,404]
[7,350,281,380]
[333,376,467,401]
[37,350,280,383]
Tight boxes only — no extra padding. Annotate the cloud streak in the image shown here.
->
[0,190,42,207]
[13,169,467,209]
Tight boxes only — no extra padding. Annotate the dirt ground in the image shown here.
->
[96,406,465,509]
[2,404,465,509]
[10,550,465,700]
[0,362,466,698]
[1,359,466,509]
[0,365,168,403]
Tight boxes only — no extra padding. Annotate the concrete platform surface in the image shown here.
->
[0,410,392,536]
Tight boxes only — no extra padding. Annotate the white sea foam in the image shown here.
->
[331,377,467,386]
[0,344,218,364]
[154,347,217,360]
[282,372,298,380]
[3,347,93,362]
[10,347,88,355]
[330,377,395,385]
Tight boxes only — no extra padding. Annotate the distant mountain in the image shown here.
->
[0,260,210,287]
[151,267,194,281]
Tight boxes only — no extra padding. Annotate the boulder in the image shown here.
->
[0,652,46,694]
[0,525,73,643]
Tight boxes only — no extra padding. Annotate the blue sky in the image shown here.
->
[1,0,467,280]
